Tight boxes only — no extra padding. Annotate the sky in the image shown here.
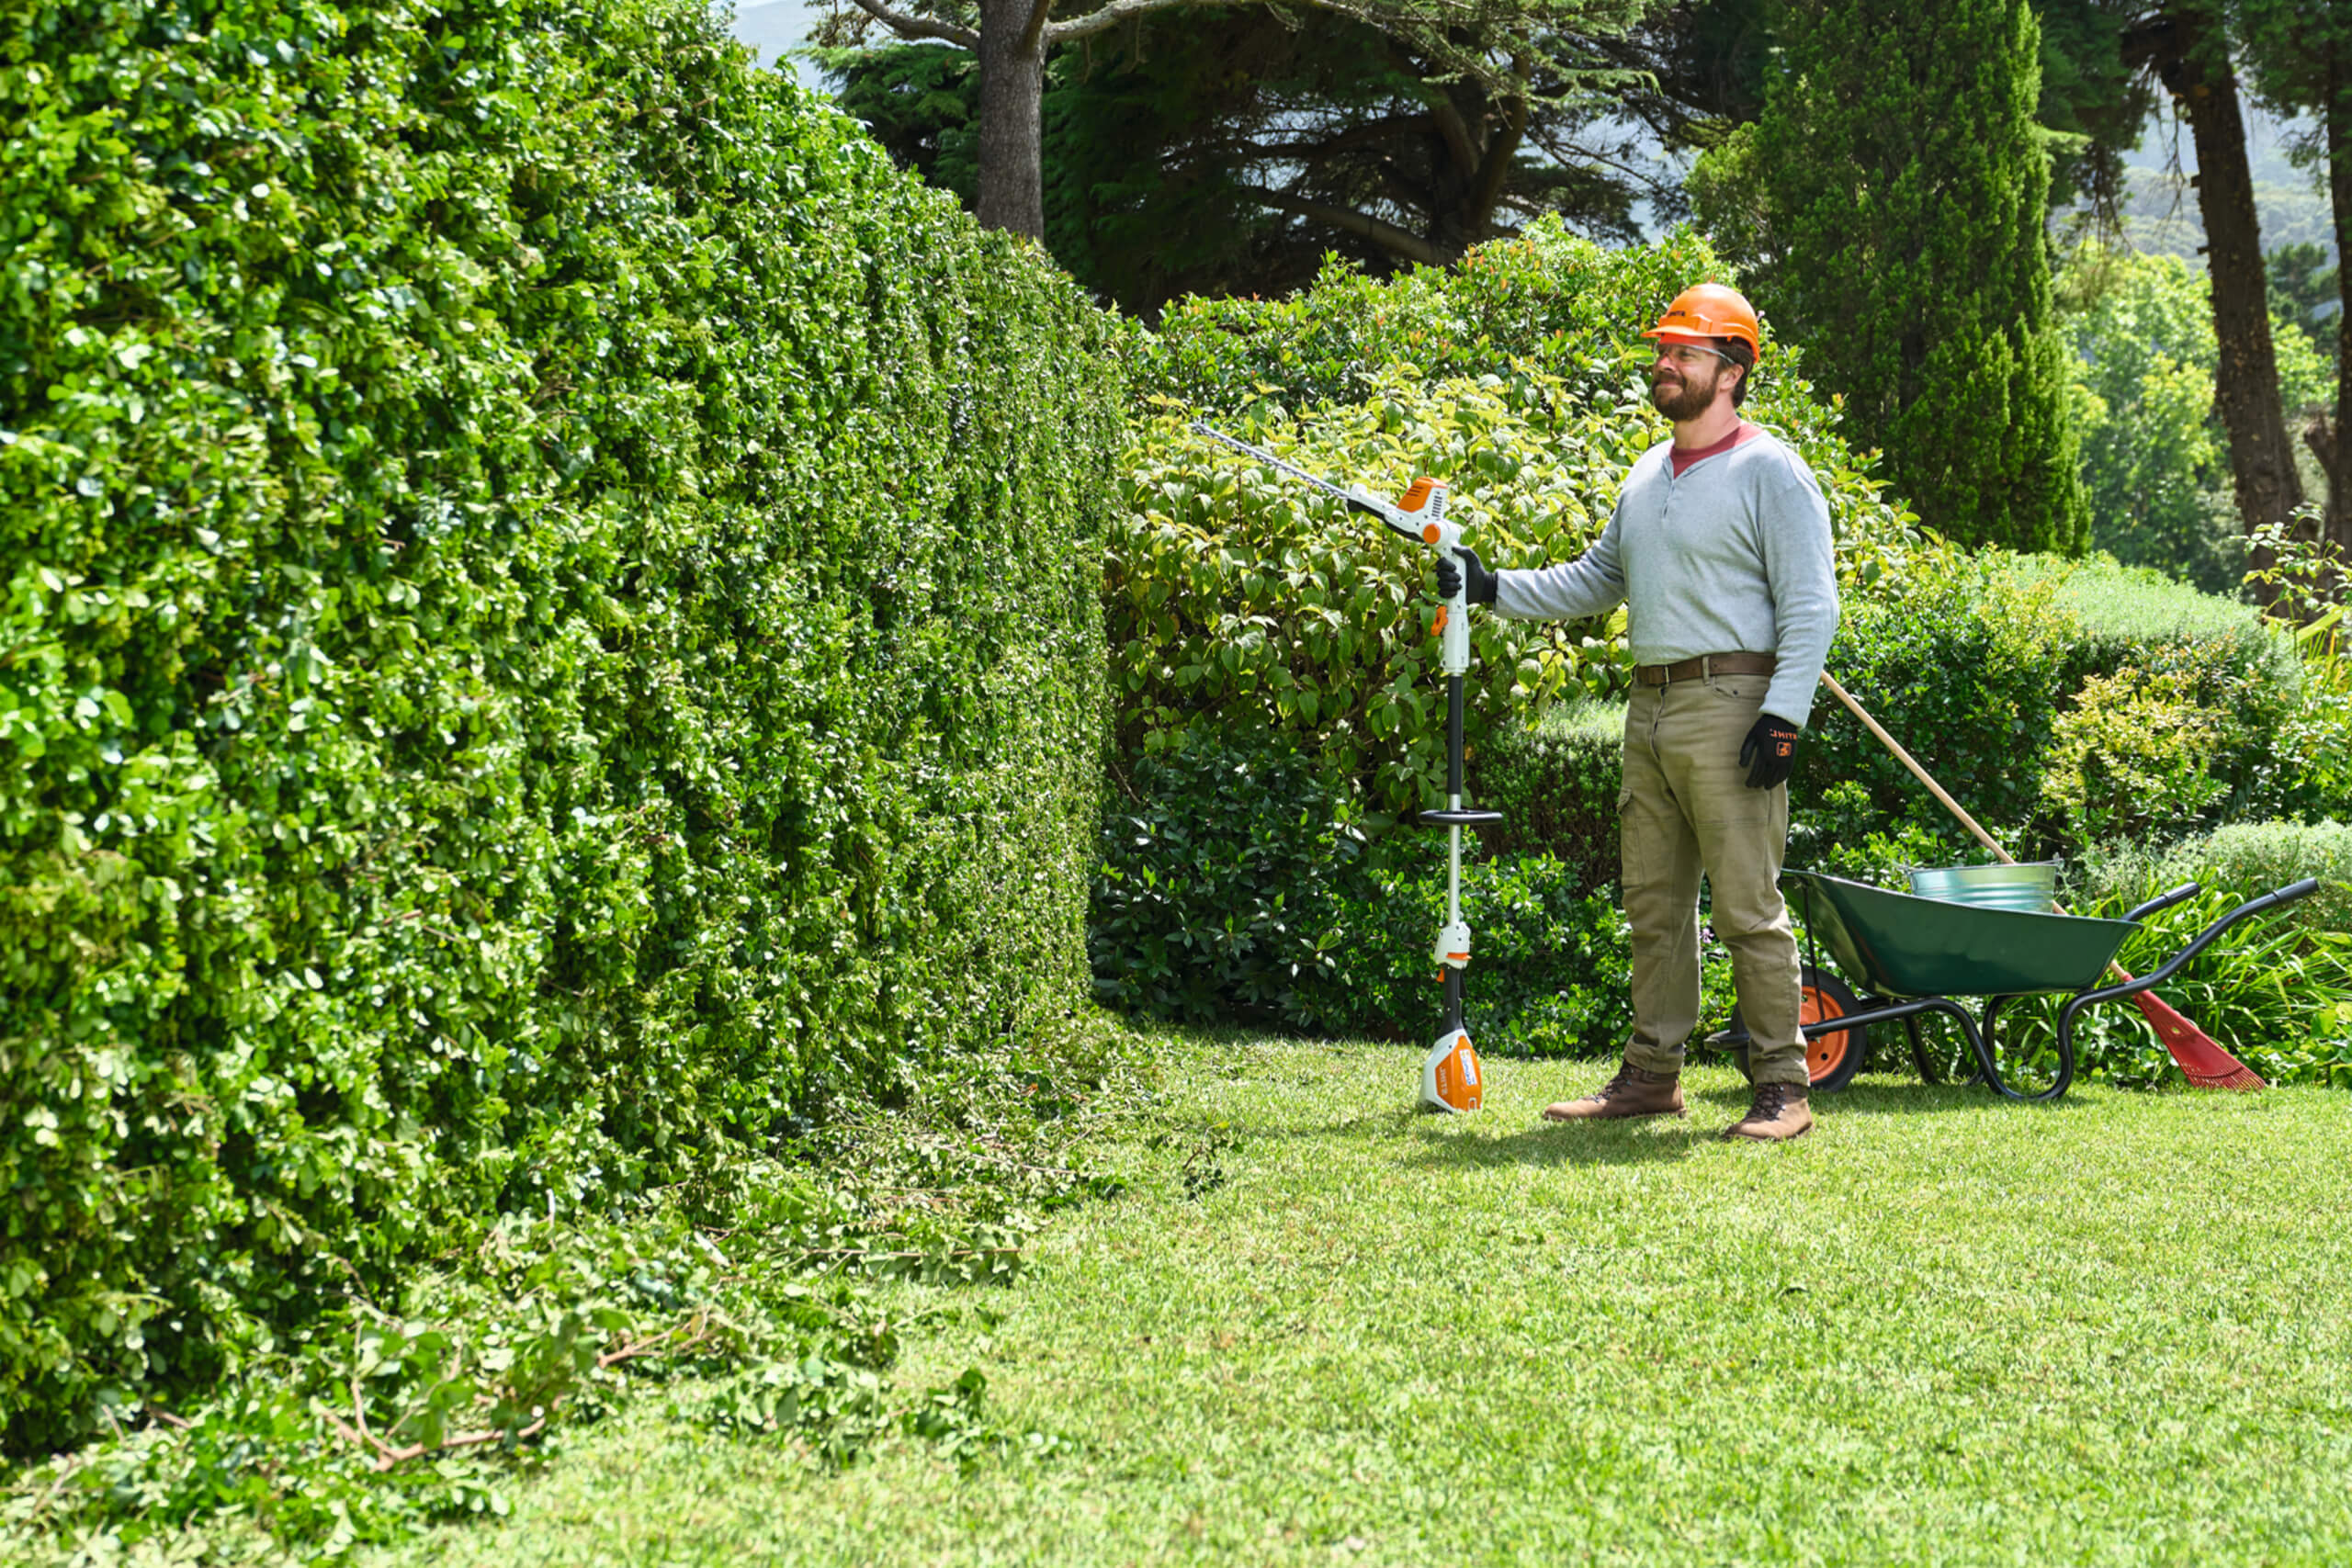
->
[722,0,830,93]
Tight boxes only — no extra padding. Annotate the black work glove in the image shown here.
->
[1434,546,1497,606]
[1739,713,1800,790]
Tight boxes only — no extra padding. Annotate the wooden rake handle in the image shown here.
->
[1817,671,2008,863]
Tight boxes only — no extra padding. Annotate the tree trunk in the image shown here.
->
[2309,45,2351,553]
[975,0,1047,240]
[2142,8,2306,560]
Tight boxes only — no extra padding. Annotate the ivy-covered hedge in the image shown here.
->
[1,0,1118,1449]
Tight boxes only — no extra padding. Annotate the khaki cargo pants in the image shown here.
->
[1619,668,1806,1086]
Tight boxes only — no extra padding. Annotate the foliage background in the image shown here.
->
[1094,225,2352,1082]
[2056,243,2336,594]
[1094,224,1912,1036]
[0,0,1116,1450]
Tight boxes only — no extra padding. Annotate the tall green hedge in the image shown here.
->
[0,0,1118,1449]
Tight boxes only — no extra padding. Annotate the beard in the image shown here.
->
[1649,361,1722,422]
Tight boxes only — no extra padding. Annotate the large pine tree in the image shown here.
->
[1699,0,2088,553]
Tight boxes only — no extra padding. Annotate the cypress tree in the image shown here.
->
[1729,0,2089,552]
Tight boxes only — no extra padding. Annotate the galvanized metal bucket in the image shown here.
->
[1907,860,2062,912]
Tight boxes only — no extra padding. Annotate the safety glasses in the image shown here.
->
[1643,341,1738,369]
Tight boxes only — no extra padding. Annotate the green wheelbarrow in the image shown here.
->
[1718,870,2320,1101]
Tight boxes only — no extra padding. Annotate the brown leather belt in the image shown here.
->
[1634,651,1777,686]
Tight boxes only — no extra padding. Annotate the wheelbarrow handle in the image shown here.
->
[2082,877,2324,1008]
[2250,877,2322,911]
[2124,882,2202,922]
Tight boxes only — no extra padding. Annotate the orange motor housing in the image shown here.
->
[1421,1031,1483,1113]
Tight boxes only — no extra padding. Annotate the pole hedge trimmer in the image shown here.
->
[1191,422,1498,1113]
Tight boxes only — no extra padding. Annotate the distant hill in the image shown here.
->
[2102,102,2335,268]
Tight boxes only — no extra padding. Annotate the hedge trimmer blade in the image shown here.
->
[1188,422,1426,545]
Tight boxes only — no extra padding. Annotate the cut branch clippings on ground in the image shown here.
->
[317,1313,727,1472]
[594,1314,724,1371]
[321,1406,552,1473]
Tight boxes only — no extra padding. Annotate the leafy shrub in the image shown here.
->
[1089,735,1376,1027]
[2245,503,2352,629]
[2009,557,2305,836]
[2241,514,2352,823]
[1472,698,1624,894]
[2277,645,2352,824]
[1116,370,1629,818]
[1,0,1117,1448]
[1139,222,1723,415]
[1798,556,2306,865]
[2040,656,2255,846]
[2073,820,2352,939]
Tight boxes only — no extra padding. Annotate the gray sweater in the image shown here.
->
[1493,426,1839,728]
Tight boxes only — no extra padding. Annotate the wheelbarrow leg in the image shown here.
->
[1972,994,2075,1103]
[1808,995,1987,1082]
[1905,1010,1984,1088]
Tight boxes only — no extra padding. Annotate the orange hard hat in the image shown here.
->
[1643,283,1761,355]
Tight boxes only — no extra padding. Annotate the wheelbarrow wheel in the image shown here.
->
[1718,965,1867,1093]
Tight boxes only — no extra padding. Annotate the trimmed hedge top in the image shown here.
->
[1,0,1119,1448]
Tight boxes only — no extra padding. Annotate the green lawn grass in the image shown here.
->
[368,1035,2352,1567]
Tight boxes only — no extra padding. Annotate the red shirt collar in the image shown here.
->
[1669,421,1761,476]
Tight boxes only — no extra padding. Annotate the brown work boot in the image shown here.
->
[1542,1062,1685,1122]
[1722,1080,1814,1142]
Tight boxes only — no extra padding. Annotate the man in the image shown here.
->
[1436,283,1838,1141]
